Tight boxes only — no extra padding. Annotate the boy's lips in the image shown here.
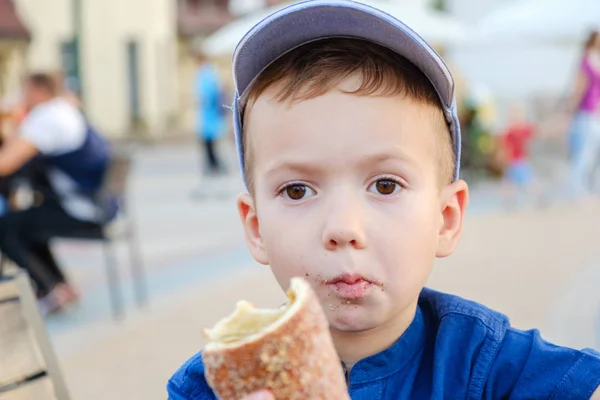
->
[325,273,379,300]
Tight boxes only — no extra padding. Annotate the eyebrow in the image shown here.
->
[264,160,322,178]
[359,150,419,167]
[263,149,418,179]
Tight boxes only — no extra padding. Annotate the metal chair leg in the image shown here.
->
[102,240,124,320]
[128,222,147,308]
[0,254,6,278]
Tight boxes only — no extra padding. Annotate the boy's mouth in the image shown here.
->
[325,273,377,300]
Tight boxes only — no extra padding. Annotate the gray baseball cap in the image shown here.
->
[232,0,461,187]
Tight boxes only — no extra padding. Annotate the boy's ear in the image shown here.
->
[436,179,469,258]
[237,193,269,265]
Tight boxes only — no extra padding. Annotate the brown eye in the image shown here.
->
[284,184,312,200]
[372,179,399,195]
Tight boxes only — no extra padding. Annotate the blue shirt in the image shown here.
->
[195,64,225,141]
[167,288,600,399]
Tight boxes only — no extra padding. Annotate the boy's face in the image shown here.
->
[238,76,468,334]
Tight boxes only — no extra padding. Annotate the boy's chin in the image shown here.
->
[326,305,384,333]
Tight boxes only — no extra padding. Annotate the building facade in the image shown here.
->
[14,0,179,139]
[0,0,29,103]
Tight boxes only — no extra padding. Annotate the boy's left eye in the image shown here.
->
[280,184,315,200]
[368,179,402,195]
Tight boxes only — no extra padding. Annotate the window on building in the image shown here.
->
[59,40,80,94]
[126,40,142,125]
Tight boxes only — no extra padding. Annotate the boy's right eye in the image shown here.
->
[280,184,315,201]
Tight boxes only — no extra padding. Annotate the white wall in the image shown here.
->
[15,0,71,70]
[0,41,27,98]
[83,0,178,137]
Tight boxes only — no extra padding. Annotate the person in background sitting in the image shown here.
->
[0,73,115,315]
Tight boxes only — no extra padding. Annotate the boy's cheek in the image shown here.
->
[267,247,323,287]
[267,262,310,295]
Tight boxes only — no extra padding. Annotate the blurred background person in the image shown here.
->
[192,52,228,198]
[460,83,500,181]
[0,72,116,315]
[500,103,545,207]
[566,30,600,200]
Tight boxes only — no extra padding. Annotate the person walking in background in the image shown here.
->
[194,53,227,178]
[567,30,600,200]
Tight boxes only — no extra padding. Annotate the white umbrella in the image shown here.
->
[202,0,468,58]
[201,2,292,57]
[229,0,268,17]
[474,0,600,44]
[364,0,468,45]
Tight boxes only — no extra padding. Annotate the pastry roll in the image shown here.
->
[203,277,349,400]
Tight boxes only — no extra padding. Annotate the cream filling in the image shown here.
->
[204,277,305,350]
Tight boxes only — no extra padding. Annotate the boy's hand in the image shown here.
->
[241,390,274,400]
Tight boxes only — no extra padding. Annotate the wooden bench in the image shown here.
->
[0,268,70,399]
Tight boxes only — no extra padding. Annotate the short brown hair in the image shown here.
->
[26,73,59,96]
[243,38,454,190]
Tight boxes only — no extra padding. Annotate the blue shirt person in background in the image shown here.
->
[168,2,600,399]
[194,53,226,177]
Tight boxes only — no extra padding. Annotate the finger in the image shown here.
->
[241,390,275,400]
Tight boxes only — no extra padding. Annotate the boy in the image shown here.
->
[168,1,600,398]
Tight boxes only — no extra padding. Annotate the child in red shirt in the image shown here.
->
[501,105,542,206]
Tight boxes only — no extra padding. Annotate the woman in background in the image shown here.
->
[567,30,600,199]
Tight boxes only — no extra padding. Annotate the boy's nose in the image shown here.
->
[322,200,367,251]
